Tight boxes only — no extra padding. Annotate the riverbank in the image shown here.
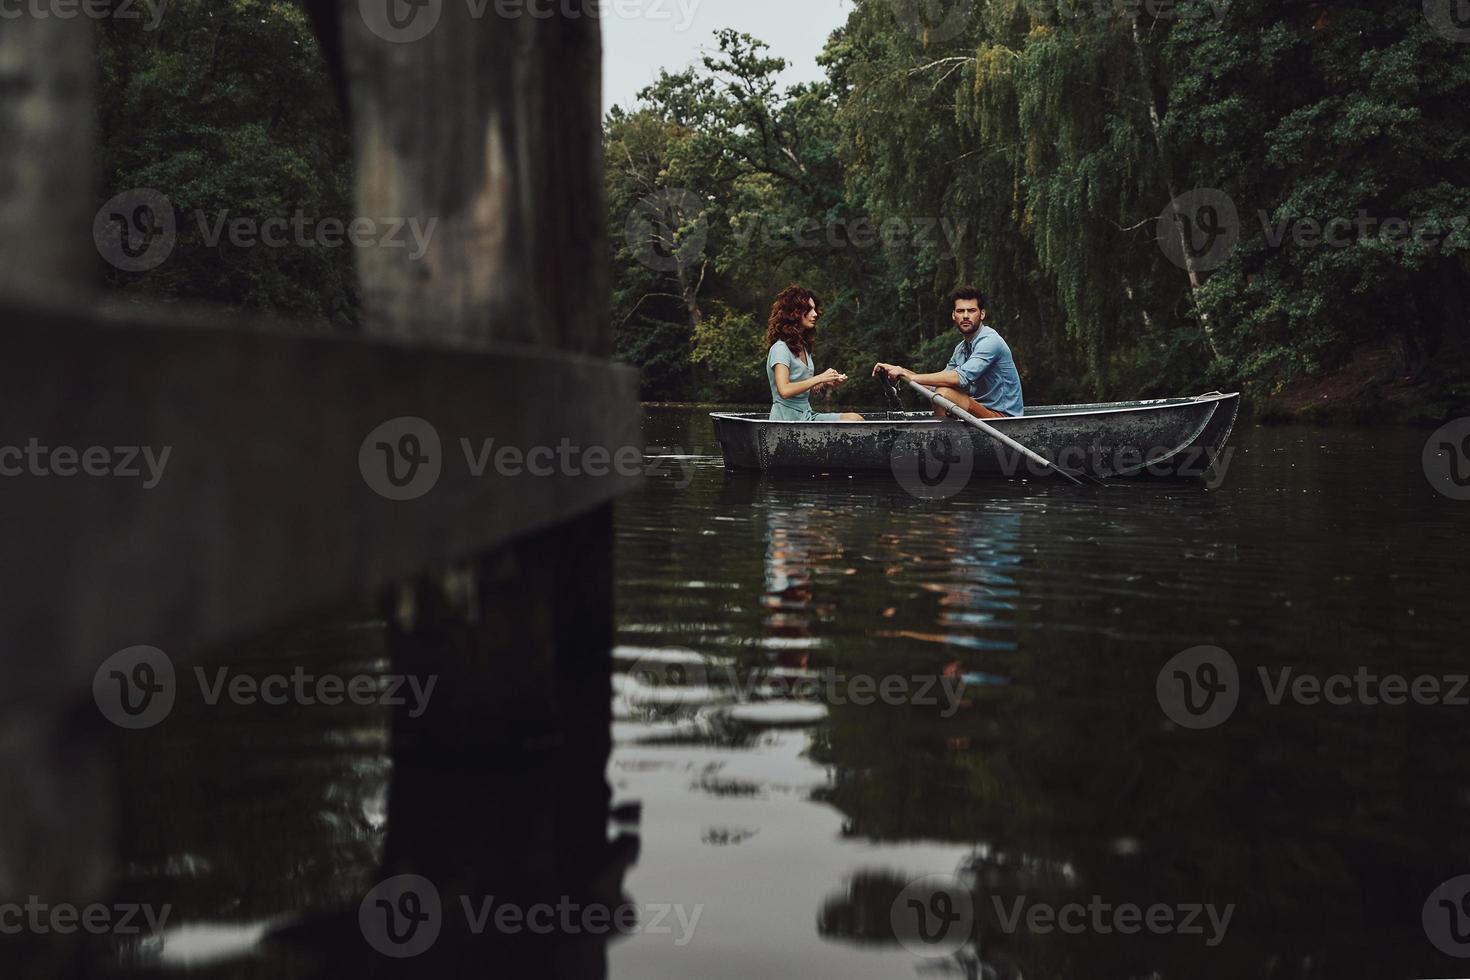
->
[1252,345,1470,426]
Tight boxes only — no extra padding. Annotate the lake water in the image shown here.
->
[609,407,1467,980]
[86,406,1467,979]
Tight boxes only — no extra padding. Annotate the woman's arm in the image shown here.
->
[774,363,845,400]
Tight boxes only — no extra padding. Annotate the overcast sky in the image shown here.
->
[601,0,853,114]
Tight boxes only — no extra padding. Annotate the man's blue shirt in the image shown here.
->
[944,325,1025,417]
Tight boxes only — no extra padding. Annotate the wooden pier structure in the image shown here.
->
[0,5,639,976]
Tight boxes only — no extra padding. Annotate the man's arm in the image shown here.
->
[872,362,962,388]
[901,369,963,388]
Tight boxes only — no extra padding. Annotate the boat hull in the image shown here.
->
[711,393,1240,483]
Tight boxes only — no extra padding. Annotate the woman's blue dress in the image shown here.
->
[766,341,842,422]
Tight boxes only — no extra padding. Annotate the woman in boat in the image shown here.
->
[765,285,864,423]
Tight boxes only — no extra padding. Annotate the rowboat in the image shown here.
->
[710,392,1241,483]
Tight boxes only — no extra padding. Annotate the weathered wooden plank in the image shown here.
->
[343,1,608,353]
[0,20,109,952]
[0,297,642,708]
[2,9,631,975]
[0,16,93,301]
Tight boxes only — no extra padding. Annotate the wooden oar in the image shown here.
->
[902,378,1099,487]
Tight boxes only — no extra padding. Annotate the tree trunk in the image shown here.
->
[1130,18,1223,363]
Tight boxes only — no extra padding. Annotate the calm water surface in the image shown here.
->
[609,406,1467,980]
[103,406,1467,980]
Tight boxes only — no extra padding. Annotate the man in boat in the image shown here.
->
[873,286,1024,419]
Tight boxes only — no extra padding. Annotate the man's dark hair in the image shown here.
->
[951,286,987,309]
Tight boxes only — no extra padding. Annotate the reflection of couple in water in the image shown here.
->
[764,283,1026,423]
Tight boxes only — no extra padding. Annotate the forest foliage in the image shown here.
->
[94,1,1470,408]
[610,1,1470,406]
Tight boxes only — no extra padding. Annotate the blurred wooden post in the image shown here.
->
[0,15,94,302]
[340,7,626,975]
[0,3,632,977]
[0,19,107,980]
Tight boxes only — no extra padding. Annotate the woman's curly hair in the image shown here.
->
[766,285,822,359]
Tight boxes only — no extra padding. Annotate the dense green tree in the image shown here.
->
[97,0,355,327]
[93,1,1470,411]
[607,3,1469,408]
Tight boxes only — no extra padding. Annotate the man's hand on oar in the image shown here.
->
[872,362,908,382]
[902,377,1102,488]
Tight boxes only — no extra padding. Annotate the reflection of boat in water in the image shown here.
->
[712,392,1240,481]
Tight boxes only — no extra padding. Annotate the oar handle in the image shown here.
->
[902,377,1084,486]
